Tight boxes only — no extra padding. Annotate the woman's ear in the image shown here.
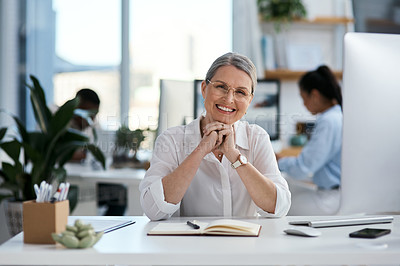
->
[248,93,254,104]
[310,88,321,101]
[201,80,207,99]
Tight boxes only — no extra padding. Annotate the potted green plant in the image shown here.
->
[0,75,105,235]
[112,125,145,168]
[258,0,307,32]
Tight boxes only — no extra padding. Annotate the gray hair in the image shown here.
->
[205,52,257,93]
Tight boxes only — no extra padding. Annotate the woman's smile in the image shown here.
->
[216,104,235,113]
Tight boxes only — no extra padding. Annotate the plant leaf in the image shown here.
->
[25,132,46,157]
[12,114,29,143]
[2,162,22,184]
[0,140,21,163]
[52,168,67,184]
[50,98,79,135]
[28,75,52,134]
[0,127,7,141]
[0,108,29,143]
[62,128,90,142]
[21,140,43,165]
[87,144,106,169]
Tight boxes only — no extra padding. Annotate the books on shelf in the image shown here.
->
[148,219,262,237]
[261,34,275,70]
[286,43,323,71]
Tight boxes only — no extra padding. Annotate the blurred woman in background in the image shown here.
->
[277,65,342,215]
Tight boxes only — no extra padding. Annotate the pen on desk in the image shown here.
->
[102,220,136,234]
[187,220,200,229]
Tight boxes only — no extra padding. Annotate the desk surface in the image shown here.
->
[66,164,146,184]
[1,215,399,265]
[65,165,146,216]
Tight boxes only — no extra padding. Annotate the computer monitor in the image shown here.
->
[244,79,280,140]
[338,32,400,214]
[158,79,194,137]
[194,79,280,140]
[194,79,205,119]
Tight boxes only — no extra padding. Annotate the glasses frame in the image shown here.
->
[206,79,253,101]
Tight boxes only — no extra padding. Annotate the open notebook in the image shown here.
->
[148,219,261,237]
[289,215,393,228]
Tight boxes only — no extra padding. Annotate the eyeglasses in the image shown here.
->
[206,79,253,102]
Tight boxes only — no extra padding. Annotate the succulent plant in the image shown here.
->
[51,219,103,248]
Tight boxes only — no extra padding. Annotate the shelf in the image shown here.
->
[260,16,354,26]
[265,69,343,81]
[297,16,354,25]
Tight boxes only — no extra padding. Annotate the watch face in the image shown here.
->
[239,155,248,164]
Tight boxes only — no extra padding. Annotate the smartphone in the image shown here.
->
[349,228,391,239]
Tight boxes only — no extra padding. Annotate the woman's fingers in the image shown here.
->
[202,122,235,155]
[199,130,219,155]
[216,131,224,146]
[203,122,226,136]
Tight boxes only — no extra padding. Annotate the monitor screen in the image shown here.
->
[194,79,280,140]
[194,79,205,119]
[339,32,400,214]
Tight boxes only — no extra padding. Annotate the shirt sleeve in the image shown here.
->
[250,125,291,217]
[139,131,181,220]
[278,118,336,180]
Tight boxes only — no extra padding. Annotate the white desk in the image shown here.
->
[1,215,399,265]
[66,165,146,216]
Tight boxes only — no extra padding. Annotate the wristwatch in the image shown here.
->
[231,154,248,169]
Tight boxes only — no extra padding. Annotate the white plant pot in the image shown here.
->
[3,200,23,236]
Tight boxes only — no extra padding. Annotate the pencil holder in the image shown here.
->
[23,200,69,244]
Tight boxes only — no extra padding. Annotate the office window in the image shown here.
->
[129,0,232,131]
[53,0,121,130]
[52,0,232,132]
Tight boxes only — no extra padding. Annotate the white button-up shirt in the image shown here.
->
[139,117,291,220]
[278,105,342,189]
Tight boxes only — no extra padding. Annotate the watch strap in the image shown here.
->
[231,154,246,169]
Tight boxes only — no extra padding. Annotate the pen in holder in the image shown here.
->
[23,200,69,244]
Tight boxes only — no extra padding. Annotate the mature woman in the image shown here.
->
[277,65,342,215]
[139,52,291,220]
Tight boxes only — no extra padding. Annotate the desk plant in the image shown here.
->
[258,0,307,32]
[0,75,105,234]
[112,125,145,167]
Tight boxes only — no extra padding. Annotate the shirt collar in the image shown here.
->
[318,104,342,119]
[233,120,250,150]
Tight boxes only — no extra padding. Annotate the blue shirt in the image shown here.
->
[278,105,342,189]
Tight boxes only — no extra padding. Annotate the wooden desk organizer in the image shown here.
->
[23,200,69,244]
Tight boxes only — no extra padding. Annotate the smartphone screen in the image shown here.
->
[349,228,391,238]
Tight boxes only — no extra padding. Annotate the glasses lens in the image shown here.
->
[209,81,250,101]
[212,82,228,93]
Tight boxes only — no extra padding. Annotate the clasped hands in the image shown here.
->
[199,121,239,161]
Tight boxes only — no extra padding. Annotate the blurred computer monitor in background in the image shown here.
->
[158,80,194,137]
[244,79,280,141]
